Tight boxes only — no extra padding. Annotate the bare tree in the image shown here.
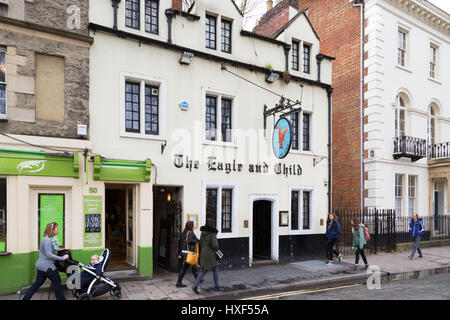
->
[235,0,266,30]
[182,0,195,12]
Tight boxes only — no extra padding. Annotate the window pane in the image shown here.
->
[206,189,217,229]
[303,113,310,151]
[0,51,5,83]
[125,0,140,29]
[0,84,5,115]
[221,189,232,232]
[206,15,216,49]
[292,41,299,71]
[291,191,299,230]
[291,112,299,150]
[303,44,310,74]
[0,178,6,252]
[145,85,159,135]
[302,191,310,230]
[145,0,158,34]
[221,98,232,142]
[125,81,140,133]
[221,20,232,53]
[205,96,217,140]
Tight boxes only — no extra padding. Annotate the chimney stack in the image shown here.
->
[266,0,273,12]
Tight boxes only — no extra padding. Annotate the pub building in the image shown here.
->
[0,0,333,294]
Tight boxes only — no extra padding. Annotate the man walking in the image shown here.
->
[408,213,424,260]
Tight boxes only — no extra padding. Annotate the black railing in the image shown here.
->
[393,136,427,161]
[394,215,450,244]
[429,142,450,159]
[333,209,396,256]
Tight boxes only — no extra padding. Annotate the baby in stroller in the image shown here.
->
[57,248,122,300]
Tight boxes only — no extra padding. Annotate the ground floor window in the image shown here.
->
[408,175,417,216]
[205,185,236,233]
[0,178,6,252]
[395,174,403,218]
[302,191,311,230]
[291,189,312,232]
[38,194,65,248]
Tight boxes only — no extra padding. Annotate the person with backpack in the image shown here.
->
[325,213,343,264]
[408,213,424,260]
[351,217,369,271]
[176,221,199,287]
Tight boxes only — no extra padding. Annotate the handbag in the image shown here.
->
[185,232,199,268]
[215,249,224,260]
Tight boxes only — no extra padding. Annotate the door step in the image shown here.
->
[252,259,278,267]
[104,269,147,282]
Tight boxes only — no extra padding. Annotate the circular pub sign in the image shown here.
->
[272,117,292,159]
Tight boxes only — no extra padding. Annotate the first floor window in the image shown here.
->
[291,190,299,230]
[291,112,299,150]
[303,44,311,74]
[221,98,232,142]
[302,191,311,230]
[221,19,232,54]
[126,0,140,29]
[0,178,6,252]
[125,82,140,133]
[205,96,217,141]
[303,113,310,151]
[0,49,6,116]
[205,15,216,49]
[429,44,437,78]
[292,40,299,71]
[408,175,416,216]
[398,30,407,66]
[145,85,159,135]
[145,0,159,34]
[395,174,403,218]
[221,189,232,232]
[205,93,234,143]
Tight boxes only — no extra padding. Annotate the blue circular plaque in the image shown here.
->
[272,117,292,159]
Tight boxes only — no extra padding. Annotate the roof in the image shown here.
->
[270,10,321,41]
[417,0,450,21]
[256,0,298,28]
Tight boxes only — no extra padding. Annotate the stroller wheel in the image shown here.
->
[110,286,122,300]
[78,293,93,300]
[72,289,80,299]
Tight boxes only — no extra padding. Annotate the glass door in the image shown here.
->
[125,186,135,266]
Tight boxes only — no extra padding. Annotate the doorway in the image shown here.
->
[105,184,136,271]
[153,186,183,274]
[253,200,272,261]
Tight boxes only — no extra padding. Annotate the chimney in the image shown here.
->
[266,0,273,12]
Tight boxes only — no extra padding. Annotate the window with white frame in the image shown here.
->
[292,40,299,71]
[302,113,311,151]
[205,92,234,143]
[429,44,438,79]
[205,186,235,233]
[303,43,311,74]
[395,174,403,218]
[408,175,416,216]
[291,189,312,232]
[395,95,406,137]
[122,75,163,138]
[205,15,217,50]
[397,29,407,67]
[0,49,6,117]
[428,104,438,145]
[291,190,299,230]
[302,191,311,229]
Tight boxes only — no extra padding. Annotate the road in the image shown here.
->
[240,273,450,300]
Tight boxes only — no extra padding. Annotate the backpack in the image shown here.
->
[363,226,371,242]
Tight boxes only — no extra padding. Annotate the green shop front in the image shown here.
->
[0,149,152,295]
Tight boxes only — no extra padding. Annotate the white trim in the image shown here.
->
[201,181,239,239]
[288,186,316,235]
[248,194,279,266]
[119,72,167,141]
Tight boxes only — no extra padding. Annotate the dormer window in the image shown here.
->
[303,43,311,74]
[205,15,217,50]
[125,0,140,30]
[145,0,159,34]
[292,40,299,71]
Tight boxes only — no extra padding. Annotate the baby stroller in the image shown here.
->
[56,248,122,300]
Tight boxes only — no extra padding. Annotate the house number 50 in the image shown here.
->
[89,187,97,194]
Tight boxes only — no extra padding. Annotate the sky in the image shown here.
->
[244,0,450,31]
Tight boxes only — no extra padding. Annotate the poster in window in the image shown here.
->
[83,196,103,247]
[279,211,289,227]
[39,194,64,248]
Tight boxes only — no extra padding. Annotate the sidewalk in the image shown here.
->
[3,246,449,300]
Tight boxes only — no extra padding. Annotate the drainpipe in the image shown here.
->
[111,0,121,30]
[283,44,291,72]
[327,86,334,213]
[165,9,176,44]
[317,54,324,82]
[351,0,365,212]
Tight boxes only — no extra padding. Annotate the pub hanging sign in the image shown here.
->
[272,117,292,159]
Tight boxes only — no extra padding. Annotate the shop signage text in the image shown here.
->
[173,155,302,177]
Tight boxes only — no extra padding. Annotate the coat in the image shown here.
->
[179,230,199,255]
[352,224,367,249]
[198,225,219,271]
[409,218,425,237]
[325,220,341,241]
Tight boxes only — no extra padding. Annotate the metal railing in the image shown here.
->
[393,136,427,160]
[429,142,450,159]
[394,215,450,244]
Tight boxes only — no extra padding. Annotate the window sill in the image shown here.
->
[120,132,166,142]
[0,115,8,122]
[290,149,314,156]
[395,65,412,73]
[202,140,238,148]
[428,77,442,85]
[0,252,12,256]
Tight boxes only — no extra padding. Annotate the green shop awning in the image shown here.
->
[0,148,79,178]
[93,155,151,182]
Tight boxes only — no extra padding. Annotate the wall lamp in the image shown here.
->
[265,72,279,83]
[180,51,194,65]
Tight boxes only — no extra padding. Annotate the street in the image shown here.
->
[242,273,450,300]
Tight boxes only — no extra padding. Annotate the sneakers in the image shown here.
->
[338,253,344,262]
[176,283,187,288]
[364,264,369,270]
[418,255,423,258]
[326,260,333,265]
[214,287,223,292]
[352,265,358,271]
[408,255,413,260]
[192,287,199,295]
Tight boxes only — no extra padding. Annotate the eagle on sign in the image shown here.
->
[277,125,288,149]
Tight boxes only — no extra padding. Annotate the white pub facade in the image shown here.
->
[88,0,333,276]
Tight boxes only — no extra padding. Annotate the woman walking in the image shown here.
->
[408,213,424,259]
[23,222,69,300]
[325,213,343,264]
[192,218,221,294]
[351,217,369,271]
[176,221,199,287]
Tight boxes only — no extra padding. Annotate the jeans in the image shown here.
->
[327,238,340,261]
[355,246,368,265]
[177,258,198,284]
[23,268,66,300]
[411,235,422,257]
[192,266,219,289]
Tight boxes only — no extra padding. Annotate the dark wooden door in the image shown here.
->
[253,200,271,260]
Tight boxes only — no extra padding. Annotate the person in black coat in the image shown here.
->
[325,213,343,264]
[176,221,199,288]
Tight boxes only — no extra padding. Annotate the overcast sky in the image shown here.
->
[244,0,450,30]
